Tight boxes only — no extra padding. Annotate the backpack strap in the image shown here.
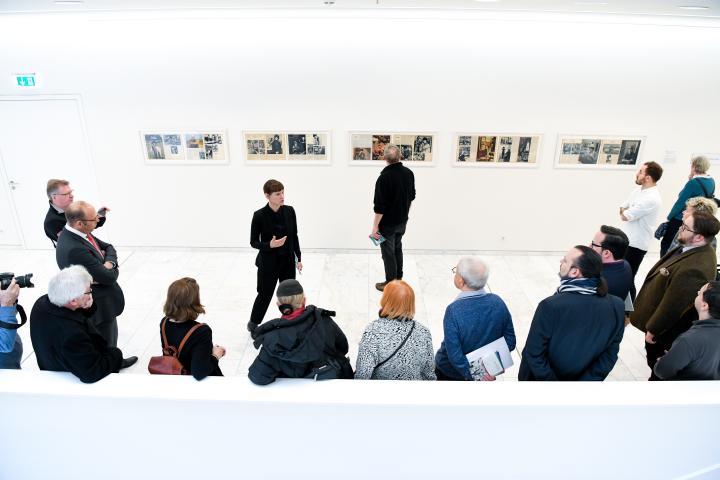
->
[161,317,205,357]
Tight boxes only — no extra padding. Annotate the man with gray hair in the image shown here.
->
[371,143,416,292]
[43,179,108,247]
[434,257,516,380]
[29,265,136,383]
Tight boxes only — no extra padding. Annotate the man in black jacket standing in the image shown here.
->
[248,179,302,333]
[30,265,136,383]
[43,179,108,247]
[56,201,124,347]
[371,144,416,292]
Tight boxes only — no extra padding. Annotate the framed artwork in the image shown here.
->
[555,134,645,169]
[142,131,228,165]
[453,133,541,167]
[243,131,330,164]
[350,132,435,166]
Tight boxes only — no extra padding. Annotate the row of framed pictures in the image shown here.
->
[141,131,645,169]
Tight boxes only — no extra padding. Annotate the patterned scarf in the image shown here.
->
[556,277,599,295]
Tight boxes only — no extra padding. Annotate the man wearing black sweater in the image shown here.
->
[43,179,107,247]
[248,179,302,333]
[371,144,416,292]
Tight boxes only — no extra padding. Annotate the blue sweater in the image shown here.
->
[435,291,516,380]
[667,177,715,221]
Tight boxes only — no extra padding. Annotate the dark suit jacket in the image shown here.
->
[44,203,105,246]
[29,295,122,383]
[55,227,124,317]
[250,204,301,268]
[631,244,717,337]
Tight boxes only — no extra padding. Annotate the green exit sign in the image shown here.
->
[16,75,36,87]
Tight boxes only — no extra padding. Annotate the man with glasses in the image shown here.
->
[590,225,633,309]
[30,265,136,383]
[44,179,108,247]
[56,201,124,347]
[631,210,720,380]
[518,246,625,381]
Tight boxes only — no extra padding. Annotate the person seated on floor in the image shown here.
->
[654,281,720,380]
[29,265,136,383]
[355,280,436,380]
[434,257,516,381]
[159,277,225,380]
[248,279,353,385]
[590,225,633,306]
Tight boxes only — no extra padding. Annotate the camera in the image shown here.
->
[0,272,34,290]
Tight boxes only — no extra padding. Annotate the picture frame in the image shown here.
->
[555,134,645,169]
[141,130,229,165]
[349,132,436,167]
[452,133,542,168]
[243,131,331,165]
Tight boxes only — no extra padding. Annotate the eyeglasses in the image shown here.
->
[83,290,92,296]
[81,217,99,223]
[591,242,603,249]
[680,222,697,234]
[451,266,457,274]
[52,190,74,197]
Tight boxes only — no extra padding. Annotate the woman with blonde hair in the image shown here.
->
[159,277,225,380]
[355,280,436,380]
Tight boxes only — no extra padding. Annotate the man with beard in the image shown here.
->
[619,161,663,277]
[518,246,625,381]
[631,210,720,380]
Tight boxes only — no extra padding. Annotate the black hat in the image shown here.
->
[276,279,303,297]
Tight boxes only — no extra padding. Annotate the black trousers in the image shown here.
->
[250,255,296,325]
[659,218,683,257]
[379,222,407,282]
[92,298,119,347]
[624,246,647,278]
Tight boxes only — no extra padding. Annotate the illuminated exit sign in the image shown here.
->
[14,73,36,87]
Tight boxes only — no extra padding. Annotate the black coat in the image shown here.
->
[55,227,125,317]
[29,295,123,383]
[519,291,625,381]
[248,306,353,385]
[44,203,105,246]
[250,204,301,268]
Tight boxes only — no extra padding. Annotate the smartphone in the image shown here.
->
[369,234,386,246]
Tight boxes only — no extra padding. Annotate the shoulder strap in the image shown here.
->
[695,178,712,199]
[160,317,171,350]
[375,320,416,369]
[0,304,27,330]
[177,323,206,356]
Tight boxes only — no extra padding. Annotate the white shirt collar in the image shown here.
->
[65,225,88,239]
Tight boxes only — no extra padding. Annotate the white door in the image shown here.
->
[0,151,22,246]
[0,97,99,249]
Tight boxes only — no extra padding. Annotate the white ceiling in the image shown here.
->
[1,0,719,18]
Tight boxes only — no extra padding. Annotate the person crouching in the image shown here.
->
[248,279,353,385]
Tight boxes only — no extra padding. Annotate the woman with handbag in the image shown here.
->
[355,280,436,380]
[660,156,716,256]
[157,277,225,380]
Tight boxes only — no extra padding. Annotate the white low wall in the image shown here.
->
[1,370,719,480]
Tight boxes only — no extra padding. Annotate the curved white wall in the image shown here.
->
[1,9,719,251]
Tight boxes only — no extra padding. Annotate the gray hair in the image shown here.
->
[692,156,711,175]
[384,143,400,163]
[457,256,489,290]
[48,265,92,307]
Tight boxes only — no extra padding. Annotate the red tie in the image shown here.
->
[86,234,102,254]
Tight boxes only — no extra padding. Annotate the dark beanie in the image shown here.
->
[276,279,303,297]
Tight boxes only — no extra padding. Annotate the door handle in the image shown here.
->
[9,180,20,190]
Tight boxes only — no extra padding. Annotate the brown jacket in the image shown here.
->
[631,244,717,336]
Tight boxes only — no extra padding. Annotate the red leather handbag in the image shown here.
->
[148,318,204,375]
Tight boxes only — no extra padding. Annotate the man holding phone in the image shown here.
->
[44,179,109,247]
[371,144,416,292]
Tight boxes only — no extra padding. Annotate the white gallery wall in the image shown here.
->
[1,9,719,251]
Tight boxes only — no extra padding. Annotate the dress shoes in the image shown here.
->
[120,356,138,369]
[375,281,388,292]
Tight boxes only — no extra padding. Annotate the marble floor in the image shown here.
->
[3,247,657,381]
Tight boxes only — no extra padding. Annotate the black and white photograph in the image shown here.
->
[413,136,433,161]
[517,137,532,162]
[267,134,283,155]
[163,134,181,146]
[459,135,471,147]
[202,133,225,160]
[458,146,471,162]
[245,133,285,160]
[400,144,412,161]
[499,136,513,162]
[556,135,644,169]
[455,134,540,166]
[144,134,165,160]
[353,147,370,160]
[247,139,265,155]
[618,140,641,165]
[288,134,307,155]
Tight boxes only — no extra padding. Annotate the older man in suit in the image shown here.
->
[43,179,107,247]
[631,210,720,380]
[56,201,124,347]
